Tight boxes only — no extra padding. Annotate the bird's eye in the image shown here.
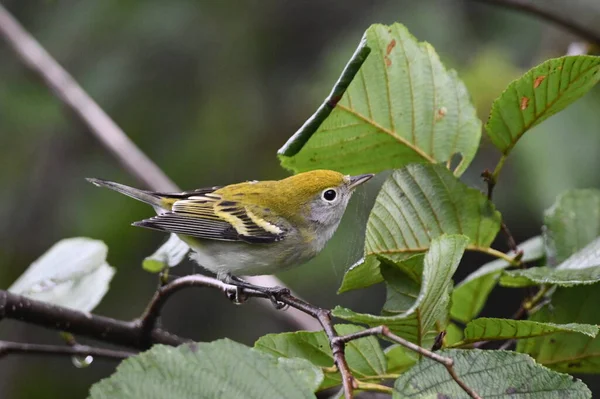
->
[322,189,337,202]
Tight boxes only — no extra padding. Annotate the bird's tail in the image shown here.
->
[86,178,168,209]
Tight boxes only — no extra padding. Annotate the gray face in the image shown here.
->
[304,173,374,254]
[304,182,354,253]
[308,183,353,227]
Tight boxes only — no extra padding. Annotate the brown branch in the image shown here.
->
[473,0,600,45]
[336,326,481,399]
[0,340,134,360]
[0,3,319,332]
[0,290,186,349]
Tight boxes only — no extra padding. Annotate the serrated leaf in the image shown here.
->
[501,236,600,287]
[385,345,417,374]
[501,265,600,287]
[89,339,322,399]
[337,256,382,295]
[334,235,468,346]
[380,254,423,315]
[143,234,189,273]
[255,325,385,390]
[8,238,115,312]
[544,189,600,264]
[456,318,598,346]
[444,322,463,347]
[486,56,600,155]
[339,164,501,293]
[450,236,544,323]
[279,23,481,176]
[393,349,591,398]
[518,285,600,373]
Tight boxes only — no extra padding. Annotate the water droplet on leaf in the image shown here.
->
[72,355,93,368]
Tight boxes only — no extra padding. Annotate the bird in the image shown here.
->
[87,170,373,305]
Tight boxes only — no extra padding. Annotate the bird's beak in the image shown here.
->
[348,173,374,190]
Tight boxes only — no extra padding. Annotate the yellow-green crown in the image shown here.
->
[216,170,347,223]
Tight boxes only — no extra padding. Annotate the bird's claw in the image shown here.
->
[265,287,290,310]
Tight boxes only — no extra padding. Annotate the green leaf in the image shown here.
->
[279,23,481,176]
[8,238,115,312]
[255,325,385,390]
[89,339,322,399]
[457,318,598,346]
[338,256,383,295]
[339,164,501,293]
[501,265,600,287]
[393,349,591,398]
[450,236,544,323]
[380,254,423,315]
[444,322,463,347]
[518,285,600,373]
[385,345,417,374]
[143,234,189,273]
[486,56,600,155]
[501,236,600,287]
[334,235,468,346]
[544,189,600,264]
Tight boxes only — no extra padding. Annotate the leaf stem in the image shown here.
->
[321,365,338,373]
[354,381,393,394]
[492,154,508,184]
[359,373,401,381]
[470,246,521,266]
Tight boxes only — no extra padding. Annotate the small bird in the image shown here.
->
[87,170,373,304]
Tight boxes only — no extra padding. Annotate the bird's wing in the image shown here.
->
[133,193,287,244]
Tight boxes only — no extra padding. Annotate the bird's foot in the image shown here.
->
[221,273,290,310]
[264,286,290,310]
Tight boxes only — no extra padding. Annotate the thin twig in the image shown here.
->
[500,223,520,254]
[336,326,482,399]
[0,340,134,360]
[473,0,600,45]
[0,3,318,332]
[315,310,356,397]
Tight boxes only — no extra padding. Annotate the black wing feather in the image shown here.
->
[133,213,240,241]
[132,211,284,243]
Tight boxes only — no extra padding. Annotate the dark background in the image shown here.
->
[1,1,599,397]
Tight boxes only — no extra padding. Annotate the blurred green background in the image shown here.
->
[1,0,599,397]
